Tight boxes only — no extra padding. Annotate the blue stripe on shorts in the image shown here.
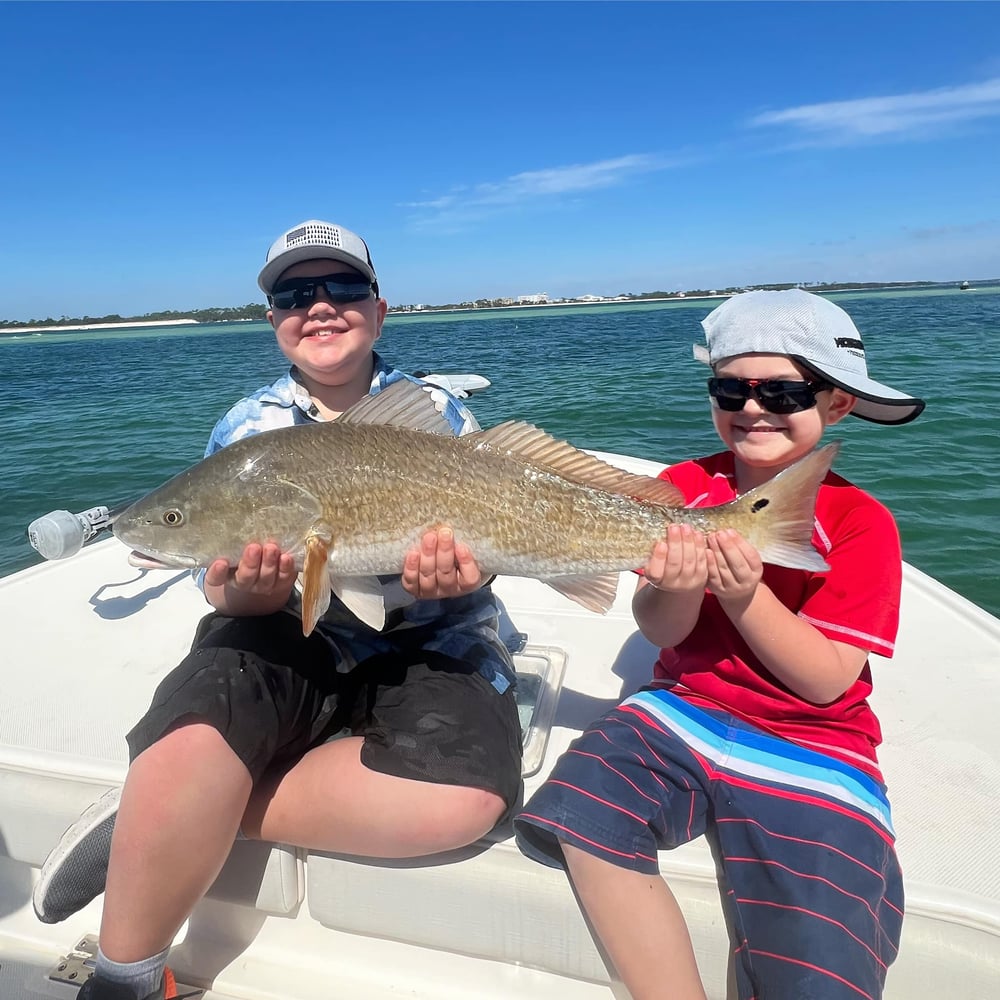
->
[623,689,895,836]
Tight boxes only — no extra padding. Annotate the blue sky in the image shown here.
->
[2,1,999,321]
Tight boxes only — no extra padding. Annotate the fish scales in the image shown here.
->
[216,422,672,578]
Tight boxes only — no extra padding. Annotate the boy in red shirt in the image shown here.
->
[515,289,925,999]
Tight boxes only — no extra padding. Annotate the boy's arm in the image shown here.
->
[707,530,869,704]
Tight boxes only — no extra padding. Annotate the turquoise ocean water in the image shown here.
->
[4,285,999,619]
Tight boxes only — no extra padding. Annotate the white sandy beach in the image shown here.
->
[0,318,199,335]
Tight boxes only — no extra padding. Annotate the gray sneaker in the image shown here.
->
[33,785,120,923]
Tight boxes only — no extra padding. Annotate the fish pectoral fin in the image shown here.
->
[468,422,684,505]
[542,573,621,615]
[337,379,454,435]
[330,576,387,631]
[300,535,333,636]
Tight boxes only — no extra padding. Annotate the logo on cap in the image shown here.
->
[835,337,864,351]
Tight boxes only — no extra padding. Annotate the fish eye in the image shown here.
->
[161,509,185,527]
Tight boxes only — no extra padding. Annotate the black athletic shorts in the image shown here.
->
[127,611,523,814]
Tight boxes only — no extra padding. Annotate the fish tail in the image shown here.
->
[723,443,840,572]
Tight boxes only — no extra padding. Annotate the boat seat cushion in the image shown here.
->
[305,837,727,987]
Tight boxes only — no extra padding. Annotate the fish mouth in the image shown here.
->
[113,518,200,570]
[127,551,178,570]
[122,546,199,570]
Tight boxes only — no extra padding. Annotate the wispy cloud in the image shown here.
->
[903,219,999,241]
[748,77,1000,144]
[403,153,681,230]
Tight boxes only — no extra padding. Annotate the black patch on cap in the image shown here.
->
[835,337,864,351]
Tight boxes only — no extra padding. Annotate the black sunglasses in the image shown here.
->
[707,376,833,414]
[270,274,376,311]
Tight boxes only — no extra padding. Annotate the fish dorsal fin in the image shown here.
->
[337,379,454,435]
[470,421,685,507]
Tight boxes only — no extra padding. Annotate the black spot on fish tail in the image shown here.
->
[751,498,770,513]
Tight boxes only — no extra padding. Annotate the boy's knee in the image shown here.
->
[454,785,508,838]
[419,784,508,851]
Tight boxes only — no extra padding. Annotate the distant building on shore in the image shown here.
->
[517,293,549,305]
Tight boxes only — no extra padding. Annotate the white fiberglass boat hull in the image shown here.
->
[1,453,998,998]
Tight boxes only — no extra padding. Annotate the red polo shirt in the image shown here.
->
[654,451,902,779]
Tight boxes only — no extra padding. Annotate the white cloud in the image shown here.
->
[748,77,1000,143]
[403,154,678,230]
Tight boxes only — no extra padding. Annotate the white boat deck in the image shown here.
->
[1,485,999,996]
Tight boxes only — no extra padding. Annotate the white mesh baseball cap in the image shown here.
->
[693,289,925,425]
[258,220,378,296]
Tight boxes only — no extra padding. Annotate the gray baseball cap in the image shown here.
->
[258,220,379,296]
[694,289,925,425]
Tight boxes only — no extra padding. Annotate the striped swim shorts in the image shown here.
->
[514,687,904,999]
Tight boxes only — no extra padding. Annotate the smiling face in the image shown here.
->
[710,353,856,489]
[267,258,388,398]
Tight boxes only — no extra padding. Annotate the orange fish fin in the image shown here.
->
[300,534,332,636]
[469,422,684,506]
[543,572,621,615]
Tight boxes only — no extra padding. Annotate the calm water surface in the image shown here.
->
[4,287,999,618]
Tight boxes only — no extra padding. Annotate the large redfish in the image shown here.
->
[113,380,837,635]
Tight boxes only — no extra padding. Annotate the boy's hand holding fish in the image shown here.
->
[704,528,764,605]
[401,527,484,600]
[202,528,484,616]
[204,542,298,617]
[639,524,713,650]
[642,524,709,595]
[641,524,766,647]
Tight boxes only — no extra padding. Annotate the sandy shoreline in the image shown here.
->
[0,318,199,335]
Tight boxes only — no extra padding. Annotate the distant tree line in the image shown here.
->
[1,303,269,329]
[385,280,934,314]
[3,280,937,328]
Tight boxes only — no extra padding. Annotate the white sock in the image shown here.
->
[94,945,169,998]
